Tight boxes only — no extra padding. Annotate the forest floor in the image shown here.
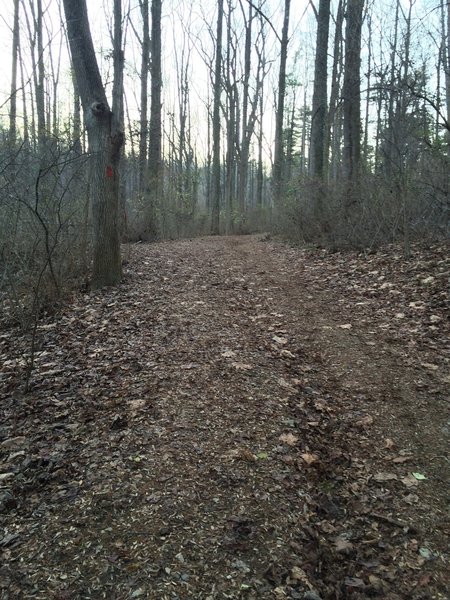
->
[0,234,449,600]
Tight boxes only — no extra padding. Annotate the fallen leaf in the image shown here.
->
[368,575,386,591]
[301,453,319,465]
[345,577,365,588]
[272,335,288,345]
[400,474,419,487]
[384,438,395,449]
[231,362,253,371]
[334,537,354,553]
[373,472,398,482]
[338,323,352,329]
[278,378,295,390]
[279,433,298,446]
[290,566,313,588]
[416,574,432,587]
[419,547,433,560]
[392,455,412,463]
[128,399,146,410]
[354,415,374,428]
[226,448,257,462]
[421,363,438,371]
[412,472,427,480]
[402,494,418,506]
[238,448,257,462]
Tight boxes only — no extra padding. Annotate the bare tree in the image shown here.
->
[146,0,162,239]
[325,0,344,180]
[272,0,291,204]
[63,0,124,287]
[211,0,224,234]
[139,0,150,196]
[9,0,20,150]
[443,0,450,155]
[343,0,364,185]
[32,0,46,148]
[309,0,330,179]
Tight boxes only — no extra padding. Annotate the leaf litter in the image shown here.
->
[0,235,448,599]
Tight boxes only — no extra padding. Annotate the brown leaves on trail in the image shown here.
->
[0,236,448,599]
[297,240,449,383]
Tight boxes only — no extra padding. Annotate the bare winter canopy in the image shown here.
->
[0,0,448,293]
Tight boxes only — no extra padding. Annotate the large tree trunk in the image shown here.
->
[36,0,46,149]
[237,1,253,220]
[146,0,162,239]
[343,0,364,185]
[325,0,344,179]
[383,0,400,177]
[256,85,264,207]
[63,0,123,288]
[444,0,450,155]
[139,0,150,196]
[272,0,291,205]
[211,0,224,235]
[71,70,83,155]
[309,0,330,179]
[9,0,20,150]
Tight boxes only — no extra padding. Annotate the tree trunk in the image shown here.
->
[147,0,162,239]
[444,0,450,155]
[384,0,400,177]
[363,11,373,160]
[18,40,29,149]
[72,69,83,155]
[343,0,364,185]
[63,0,123,288]
[35,0,46,150]
[139,0,150,196]
[272,0,291,205]
[237,1,253,219]
[256,85,264,207]
[325,0,344,178]
[309,0,330,179]
[211,0,224,235]
[9,0,20,150]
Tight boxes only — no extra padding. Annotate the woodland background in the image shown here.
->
[0,4,449,595]
[0,0,449,307]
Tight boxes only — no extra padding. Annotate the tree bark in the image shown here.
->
[211,0,224,234]
[272,0,291,205]
[325,0,344,179]
[139,0,150,196]
[444,0,450,155]
[36,0,46,148]
[343,0,364,185]
[63,0,123,288]
[146,0,162,239]
[9,0,20,150]
[309,0,330,179]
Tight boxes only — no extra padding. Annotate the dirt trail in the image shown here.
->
[1,235,448,599]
